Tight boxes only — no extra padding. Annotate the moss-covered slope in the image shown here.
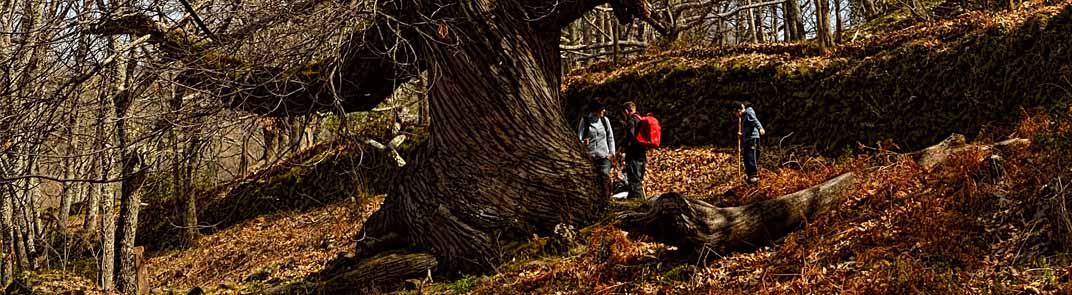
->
[564,3,1072,152]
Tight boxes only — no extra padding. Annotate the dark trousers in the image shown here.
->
[593,157,611,188]
[624,157,646,199]
[742,137,760,177]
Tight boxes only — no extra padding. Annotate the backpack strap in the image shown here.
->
[581,116,589,139]
[600,117,611,138]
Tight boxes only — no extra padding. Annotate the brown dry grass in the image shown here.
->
[144,196,383,293]
[448,110,1072,295]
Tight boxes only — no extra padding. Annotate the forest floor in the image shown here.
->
[134,144,840,294]
[19,111,1072,295]
[87,109,1072,294]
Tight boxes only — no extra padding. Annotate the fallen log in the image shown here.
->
[909,134,1030,171]
[618,172,856,254]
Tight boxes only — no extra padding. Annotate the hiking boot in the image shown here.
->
[747,176,760,184]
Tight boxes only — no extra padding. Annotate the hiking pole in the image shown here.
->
[737,115,743,182]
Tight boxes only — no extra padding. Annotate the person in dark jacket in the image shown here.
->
[736,101,766,184]
[618,101,647,199]
[578,101,615,187]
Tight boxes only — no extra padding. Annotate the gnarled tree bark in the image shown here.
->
[618,173,856,254]
[353,1,613,274]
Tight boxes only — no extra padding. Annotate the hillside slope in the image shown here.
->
[564,1,1072,152]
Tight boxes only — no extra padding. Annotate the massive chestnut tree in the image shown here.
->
[92,0,668,275]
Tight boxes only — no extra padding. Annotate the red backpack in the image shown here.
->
[633,113,661,148]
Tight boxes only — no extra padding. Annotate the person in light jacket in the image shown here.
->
[578,101,615,187]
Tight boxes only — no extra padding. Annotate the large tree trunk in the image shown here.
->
[619,173,856,253]
[354,2,605,274]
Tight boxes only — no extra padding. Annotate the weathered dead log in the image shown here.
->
[265,252,437,294]
[910,134,1030,171]
[618,172,856,254]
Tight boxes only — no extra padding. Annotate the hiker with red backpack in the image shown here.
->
[618,101,661,199]
[736,101,766,184]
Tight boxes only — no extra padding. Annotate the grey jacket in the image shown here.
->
[577,114,615,159]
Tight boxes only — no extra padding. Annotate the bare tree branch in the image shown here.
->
[680,0,787,28]
[560,40,647,50]
[88,7,420,116]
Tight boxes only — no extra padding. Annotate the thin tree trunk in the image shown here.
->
[770,5,778,42]
[182,136,200,245]
[82,102,103,236]
[612,21,620,63]
[833,0,843,43]
[169,86,200,246]
[114,54,147,294]
[0,172,15,286]
[0,0,11,281]
[97,37,120,292]
[18,157,39,270]
[714,19,724,45]
[12,216,27,270]
[754,3,766,43]
[783,2,792,40]
[736,12,746,44]
[98,166,115,291]
[747,0,758,42]
[787,0,805,40]
[815,0,833,47]
[860,0,876,20]
[58,104,76,252]
[83,74,109,238]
